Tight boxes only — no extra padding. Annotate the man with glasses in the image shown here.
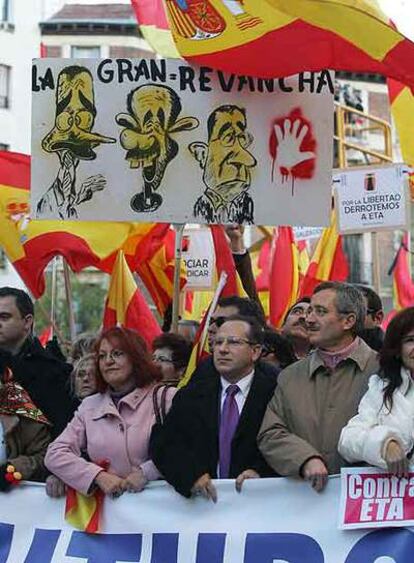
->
[189,104,257,224]
[190,295,277,385]
[258,282,379,493]
[151,315,277,501]
[0,287,78,437]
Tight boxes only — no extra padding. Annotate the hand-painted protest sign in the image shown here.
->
[31,59,334,226]
[339,467,414,530]
[334,164,409,233]
[3,478,414,562]
[182,226,215,289]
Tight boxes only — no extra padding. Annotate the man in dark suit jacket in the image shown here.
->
[151,315,277,501]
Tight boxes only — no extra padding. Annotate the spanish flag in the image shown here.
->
[389,234,414,311]
[65,487,105,534]
[210,225,246,298]
[131,0,179,57]
[165,0,414,88]
[299,211,348,297]
[103,250,161,347]
[269,227,300,328]
[388,79,414,199]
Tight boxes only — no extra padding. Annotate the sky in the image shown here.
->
[378,0,414,39]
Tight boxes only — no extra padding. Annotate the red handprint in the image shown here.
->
[269,108,317,196]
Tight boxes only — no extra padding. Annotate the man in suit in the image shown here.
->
[151,315,277,501]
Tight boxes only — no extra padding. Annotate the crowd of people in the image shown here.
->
[1,268,414,506]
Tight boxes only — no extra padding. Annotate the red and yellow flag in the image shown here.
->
[130,0,179,57]
[164,0,414,87]
[65,487,104,534]
[269,227,300,328]
[299,211,349,297]
[103,251,161,348]
[389,234,414,311]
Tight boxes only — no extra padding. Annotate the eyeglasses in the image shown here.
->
[97,349,126,362]
[214,336,256,348]
[152,354,174,364]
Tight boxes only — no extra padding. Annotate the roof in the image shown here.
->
[48,3,135,23]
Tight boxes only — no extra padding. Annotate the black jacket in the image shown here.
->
[150,369,277,497]
[0,337,79,438]
[189,354,279,386]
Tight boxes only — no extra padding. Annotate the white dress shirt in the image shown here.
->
[220,370,255,415]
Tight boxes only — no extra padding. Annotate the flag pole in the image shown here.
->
[62,258,77,344]
[171,223,185,333]
[50,256,57,339]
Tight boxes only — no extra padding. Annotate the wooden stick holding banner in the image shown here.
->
[171,223,185,333]
[50,256,58,339]
[62,259,77,344]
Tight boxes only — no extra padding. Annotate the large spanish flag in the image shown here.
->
[164,0,414,87]
[103,250,161,347]
[269,227,300,328]
[299,211,348,296]
[131,0,179,57]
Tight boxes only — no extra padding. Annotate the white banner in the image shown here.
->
[182,227,215,290]
[334,164,409,233]
[31,60,334,226]
[2,477,414,562]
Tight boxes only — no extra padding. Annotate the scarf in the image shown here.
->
[0,367,50,425]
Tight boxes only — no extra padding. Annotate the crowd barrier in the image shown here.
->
[0,476,413,562]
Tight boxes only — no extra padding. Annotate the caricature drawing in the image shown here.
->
[37,66,116,219]
[190,105,257,224]
[116,84,199,213]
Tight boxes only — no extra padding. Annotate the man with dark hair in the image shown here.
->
[190,295,276,385]
[354,284,384,352]
[151,315,277,501]
[0,287,78,437]
[281,297,312,359]
[258,282,379,492]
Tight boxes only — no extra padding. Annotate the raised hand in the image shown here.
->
[273,118,315,172]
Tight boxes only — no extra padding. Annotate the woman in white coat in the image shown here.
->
[339,307,414,477]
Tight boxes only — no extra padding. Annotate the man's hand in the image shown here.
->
[301,458,328,492]
[235,469,259,492]
[384,439,409,478]
[124,468,148,493]
[45,475,67,498]
[94,471,126,498]
[191,473,217,503]
[224,225,245,253]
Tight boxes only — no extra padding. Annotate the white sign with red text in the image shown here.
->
[339,467,414,529]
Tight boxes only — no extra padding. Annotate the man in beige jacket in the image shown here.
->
[258,282,379,492]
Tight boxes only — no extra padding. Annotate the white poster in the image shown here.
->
[334,164,409,233]
[31,59,334,226]
[182,227,215,290]
[2,478,414,562]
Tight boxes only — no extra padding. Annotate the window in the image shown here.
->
[0,65,10,109]
[1,0,11,22]
[71,46,101,58]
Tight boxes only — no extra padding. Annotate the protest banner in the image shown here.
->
[334,164,410,234]
[339,467,414,530]
[2,477,414,562]
[31,59,334,226]
[293,226,324,241]
[182,226,215,290]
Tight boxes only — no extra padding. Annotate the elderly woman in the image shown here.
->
[45,327,175,497]
[0,368,51,491]
[71,353,98,400]
[339,307,414,477]
[152,333,191,385]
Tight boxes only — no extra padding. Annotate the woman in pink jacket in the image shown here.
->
[45,327,175,498]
